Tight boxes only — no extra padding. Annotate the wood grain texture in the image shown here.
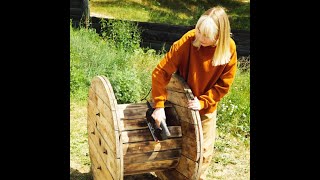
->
[88,74,204,179]
[88,76,123,180]
[156,73,204,179]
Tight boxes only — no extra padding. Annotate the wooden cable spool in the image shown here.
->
[87,73,204,180]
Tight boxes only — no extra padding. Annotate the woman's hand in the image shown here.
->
[151,108,166,128]
[188,97,201,110]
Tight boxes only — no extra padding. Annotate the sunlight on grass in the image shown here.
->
[209,131,250,179]
[90,6,150,21]
[89,0,250,30]
[70,101,91,172]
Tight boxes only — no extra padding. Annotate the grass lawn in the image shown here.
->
[89,0,250,31]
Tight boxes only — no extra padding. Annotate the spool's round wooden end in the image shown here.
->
[155,73,204,180]
[87,76,123,180]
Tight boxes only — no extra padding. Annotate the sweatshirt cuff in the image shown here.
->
[153,100,165,108]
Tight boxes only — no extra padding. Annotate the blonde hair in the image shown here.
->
[193,6,231,66]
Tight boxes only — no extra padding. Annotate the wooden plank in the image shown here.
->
[88,85,98,105]
[117,102,173,120]
[89,84,119,131]
[88,97,116,140]
[99,76,123,160]
[117,102,173,109]
[181,135,199,162]
[97,96,119,131]
[118,108,180,131]
[167,90,189,108]
[122,138,182,155]
[89,138,115,180]
[117,105,147,120]
[180,120,198,139]
[124,149,181,165]
[121,126,182,143]
[90,154,111,180]
[166,74,187,93]
[97,95,121,158]
[90,76,117,111]
[124,158,179,175]
[175,155,198,179]
[88,121,118,179]
[88,99,116,153]
[89,76,122,159]
[119,118,148,131]
[172,105,196,124]
[155,169,188,180]
[179,120,200,161]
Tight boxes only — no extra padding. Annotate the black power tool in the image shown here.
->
[145,101,171,142]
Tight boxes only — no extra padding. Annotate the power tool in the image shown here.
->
[145,101,171,142]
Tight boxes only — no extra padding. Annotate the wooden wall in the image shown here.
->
[89,17,250,57]
[70,0,89,27]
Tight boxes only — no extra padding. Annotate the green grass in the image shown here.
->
[89,0,250,31]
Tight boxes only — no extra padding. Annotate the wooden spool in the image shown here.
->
[87,73,204,180]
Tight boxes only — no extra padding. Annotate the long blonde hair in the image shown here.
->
[193,6,231,66]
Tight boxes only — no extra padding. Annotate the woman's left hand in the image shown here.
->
[188,97,201,110]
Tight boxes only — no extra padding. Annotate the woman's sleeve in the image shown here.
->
[151,35,191,108]
[198,40,238,110]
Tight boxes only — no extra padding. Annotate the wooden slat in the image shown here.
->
[167,90,189,108]
[89,76,122,159]
[118,109,180,131]
[124,158,179,175]
[175,155,199,179]
[155,169,188,180]
[171,105,196,124]
[88,98,116,154]
[166,74,187,93]
[117,105,147,120]
[88,121,119,179]
[124,149,181,165]
[121,126,182,143]
[117,102,173,109]
[119,118,148,131]
[181,135,200,161]
[90,76,117,111]
[122,138,182,155]
[117,102,174,121]
[89,82,119,131]
[89,138,115,180]
[180,120,198,139]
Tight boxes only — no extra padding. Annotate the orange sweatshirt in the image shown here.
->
[152,29,237,115]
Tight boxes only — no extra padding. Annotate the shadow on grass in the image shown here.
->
[70,167,159,180]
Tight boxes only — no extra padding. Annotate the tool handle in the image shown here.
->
[160,119,171,137]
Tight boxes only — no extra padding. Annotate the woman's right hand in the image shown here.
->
[151,108,166,128]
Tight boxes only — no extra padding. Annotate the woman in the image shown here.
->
[151,6,237,179]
